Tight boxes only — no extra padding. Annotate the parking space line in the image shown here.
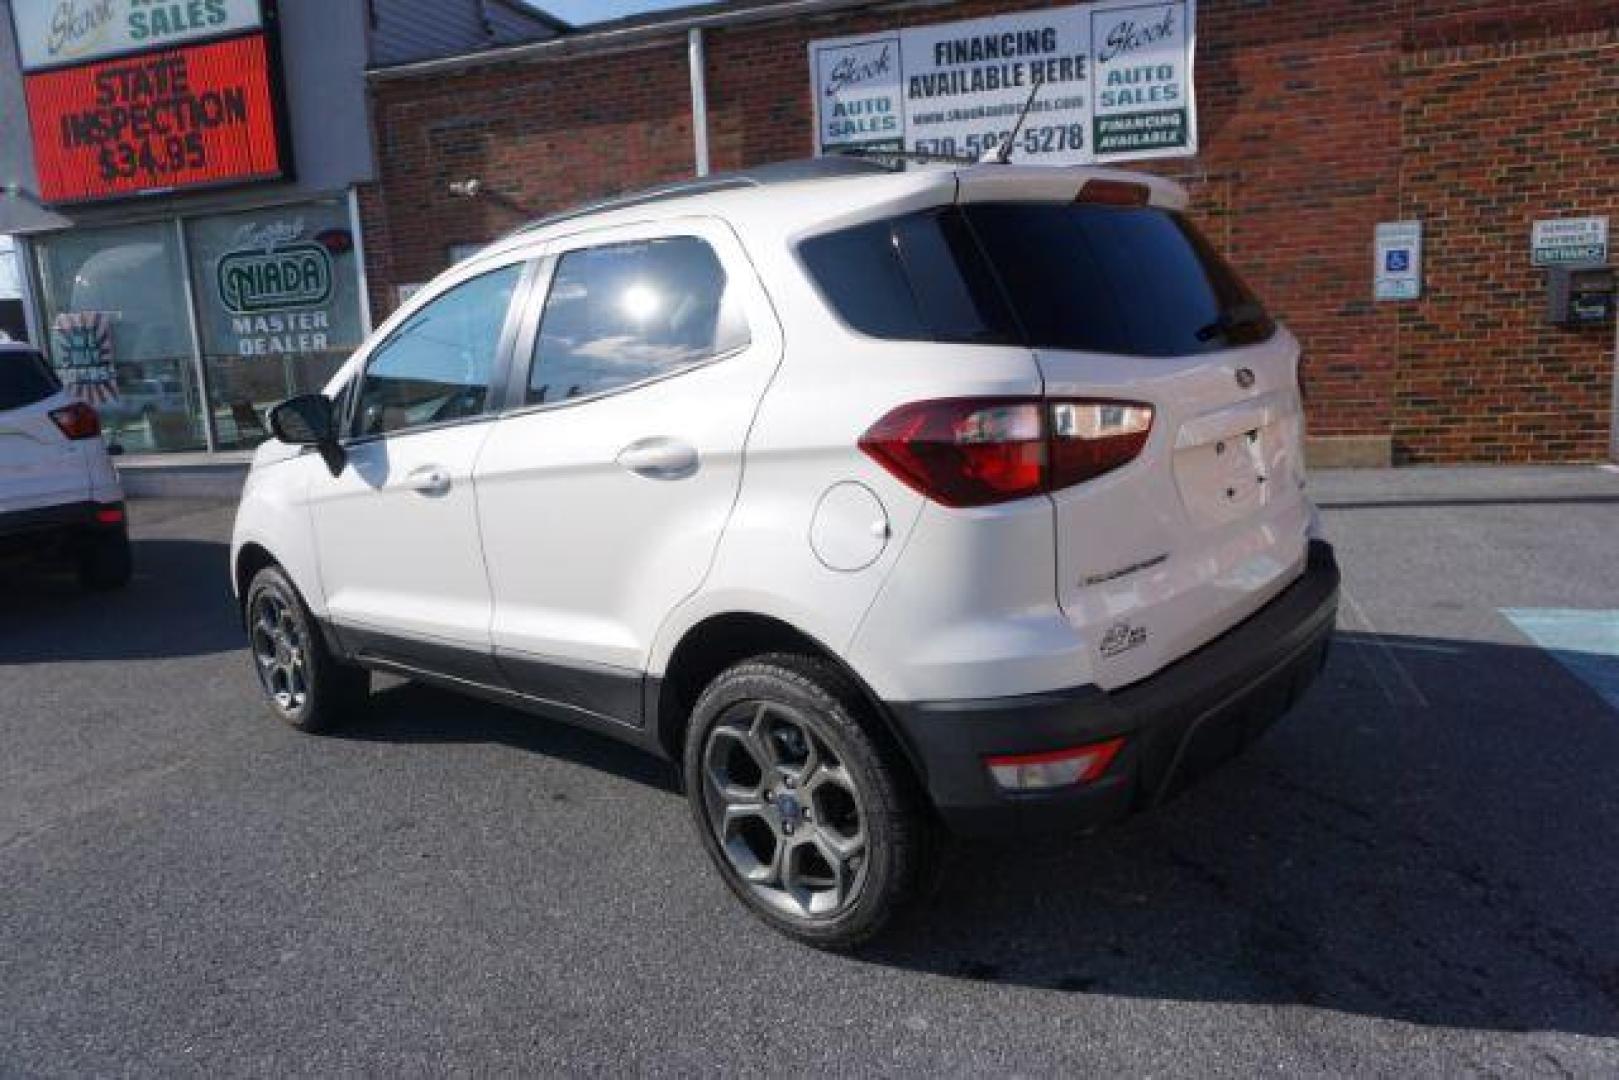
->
[1339,587,1430,710]
[1500,609,1619,713]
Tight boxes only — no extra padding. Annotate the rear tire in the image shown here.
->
[77,530,132,591]
[245,565,369,733]
[683,653,934,950]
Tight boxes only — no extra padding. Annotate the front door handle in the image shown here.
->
[617,438,699,481]
[405,465,452,496]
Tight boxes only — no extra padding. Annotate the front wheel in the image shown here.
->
[684,654,934,950]
[245,565,369,733]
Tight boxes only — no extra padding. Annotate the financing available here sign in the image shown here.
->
[809,1,1197,166]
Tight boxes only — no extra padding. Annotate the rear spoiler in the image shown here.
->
[953,165,1189,212]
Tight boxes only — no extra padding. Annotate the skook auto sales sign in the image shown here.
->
[810,1,1197,166]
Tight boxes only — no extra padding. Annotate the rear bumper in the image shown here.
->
[887,540,1340,837]
[0,500,127,556]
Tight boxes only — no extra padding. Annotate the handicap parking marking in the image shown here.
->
[1500,608,1619,712]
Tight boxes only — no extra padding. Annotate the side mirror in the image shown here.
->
[268,394,346,476]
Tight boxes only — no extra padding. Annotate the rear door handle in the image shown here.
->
[617,438,699,480]
[406,465,452,495]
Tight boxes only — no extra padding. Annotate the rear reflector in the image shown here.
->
[49,401,101,440]
[94,506,125,525]
[986,737,1125,792]
[860,397,1153,508]
[1076,179,1151,207]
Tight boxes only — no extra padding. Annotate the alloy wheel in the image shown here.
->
[700,701,869,920]
[249,590,310,714]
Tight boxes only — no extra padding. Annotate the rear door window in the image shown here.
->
[799,209,1017,345]
[528,236,749,405]
[0,349,62,411]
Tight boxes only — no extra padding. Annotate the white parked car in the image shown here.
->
[0,342,131,590]
[232,158,1339,948]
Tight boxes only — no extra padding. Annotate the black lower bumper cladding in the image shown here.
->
[888,541,1341,837]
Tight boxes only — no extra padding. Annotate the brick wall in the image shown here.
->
[363,0,1619,464]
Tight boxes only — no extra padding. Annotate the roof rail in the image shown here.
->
[499,156,897,241]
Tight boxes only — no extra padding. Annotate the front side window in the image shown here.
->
[528,236,748,405]
[354,264,522,438]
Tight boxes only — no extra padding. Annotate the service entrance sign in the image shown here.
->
[810,1,1197,166]
[1532,217,1609,267]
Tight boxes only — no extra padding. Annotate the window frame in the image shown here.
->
[340,256,539,447]
[503,226,755,418]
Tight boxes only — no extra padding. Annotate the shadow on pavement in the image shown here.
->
[340,681,682,795]
[859,631,1619,1037]
[300,625,1619,1037]
[0,538,241,663]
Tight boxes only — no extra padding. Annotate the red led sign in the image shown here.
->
[23,33,289,205]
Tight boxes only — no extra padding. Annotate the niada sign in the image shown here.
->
[9,0,266,73]
[190,206,361,361]
[218,243,332,315]
[1532,217,1609,268]
[809,1,1197,166]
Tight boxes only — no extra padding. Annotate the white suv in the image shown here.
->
[232,159,1339,948]
[0,342,131,590]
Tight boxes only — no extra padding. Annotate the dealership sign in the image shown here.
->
[199,214,354,358]
[809,1,1197,166]
[9,0,266,72]
[12,0,290,205]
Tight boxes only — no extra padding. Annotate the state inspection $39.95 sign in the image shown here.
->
[810,1,1197,166]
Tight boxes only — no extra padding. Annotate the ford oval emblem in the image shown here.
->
[1234,367,1256,390]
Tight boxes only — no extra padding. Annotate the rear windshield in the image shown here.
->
[799,202,1275,357]
[0,349,62,411]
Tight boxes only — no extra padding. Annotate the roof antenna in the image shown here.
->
[982,75,1045,164]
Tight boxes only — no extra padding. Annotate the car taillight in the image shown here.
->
[49,401,101,440]
[1049,400,1155,490]
[859,397,1154,508]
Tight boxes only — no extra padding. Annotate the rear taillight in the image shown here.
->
[1049,400,1155,491]
[859,397,1154,508]
[49,401,101,440]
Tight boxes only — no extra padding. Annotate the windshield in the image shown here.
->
[0,349,62,411]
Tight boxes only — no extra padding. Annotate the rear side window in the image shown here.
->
[528,236,749,405]
[800,202,1273,357]
[0,349,62,410]
[798,210,1016,345]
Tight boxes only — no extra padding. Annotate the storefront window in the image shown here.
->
[186,200,365,450]
[34,222,205,453]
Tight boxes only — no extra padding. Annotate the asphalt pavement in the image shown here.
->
[3,469,1619,1075]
